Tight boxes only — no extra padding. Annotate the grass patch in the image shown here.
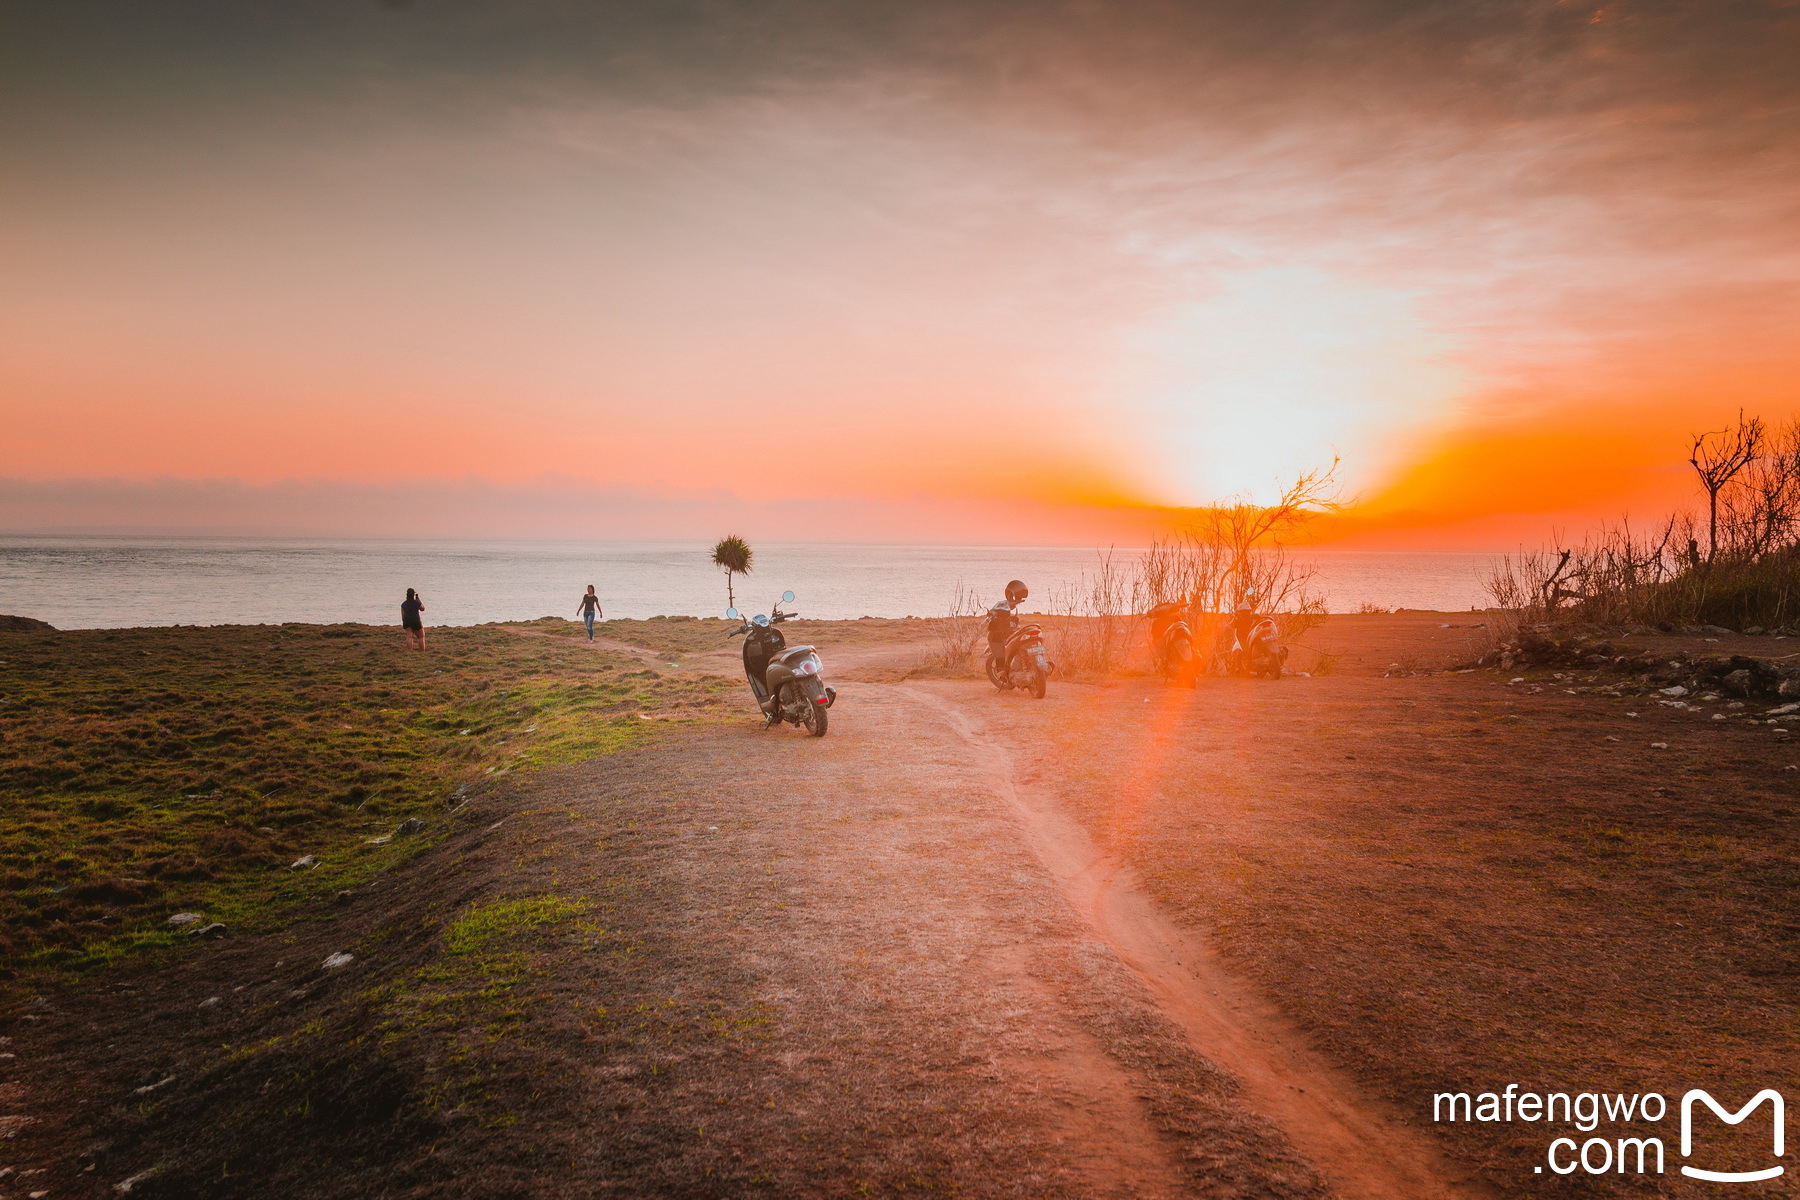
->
[0,622,730,977]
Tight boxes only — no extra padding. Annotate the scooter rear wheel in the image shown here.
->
[802,697,829,736]
[1028,667,1047,699]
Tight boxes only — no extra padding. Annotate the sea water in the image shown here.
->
[0,537,1496,629]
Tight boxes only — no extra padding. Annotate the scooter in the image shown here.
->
[1147,601,1199,686]
[1215,617,1288,679]
[985,611,1053,699]
[726,590,835,736]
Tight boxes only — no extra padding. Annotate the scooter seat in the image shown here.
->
[773,645,817,662]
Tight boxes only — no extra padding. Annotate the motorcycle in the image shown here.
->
[726,590,835,736]
[1214,616,1288,679]
[985,607,1053,699]
[1147,601,1199,686]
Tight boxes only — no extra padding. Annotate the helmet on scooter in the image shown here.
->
[1005,579,1028,604]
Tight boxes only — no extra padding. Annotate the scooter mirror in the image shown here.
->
[725,607,739,620]
[752,613,771,627]
[781,590,795,603]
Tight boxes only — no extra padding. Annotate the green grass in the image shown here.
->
[0,621,737,976]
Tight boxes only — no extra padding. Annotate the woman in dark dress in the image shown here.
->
[401,588,426,651]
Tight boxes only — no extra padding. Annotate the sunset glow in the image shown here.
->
[4,3,1797,545]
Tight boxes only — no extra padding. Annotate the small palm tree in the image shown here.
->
[711,535,754,611]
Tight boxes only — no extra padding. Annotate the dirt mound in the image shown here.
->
[0,614,55,632]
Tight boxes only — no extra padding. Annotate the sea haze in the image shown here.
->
[0,538,1495,630]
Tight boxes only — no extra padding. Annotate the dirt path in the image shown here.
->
[901,681,1491,1200]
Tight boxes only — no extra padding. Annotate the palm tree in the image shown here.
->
[711,535,753,611]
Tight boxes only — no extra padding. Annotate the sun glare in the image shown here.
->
[1115,267,1471,506]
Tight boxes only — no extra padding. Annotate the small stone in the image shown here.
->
[166,912,204,927]
[1651,742,1669,749]
[114,1165,159,1193]
[1659,685,1688,697]
[333,890,353,905]
[289,855,318,870]
[1712,713,1728,720]
[321,952,355,970]
[132,1075,176,1095]
[191,923,226,938]
[362,835,392,846]
[395,818,425,836]
[198,996,221,1009]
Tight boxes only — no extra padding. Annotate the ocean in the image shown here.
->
[0,537,1497,629]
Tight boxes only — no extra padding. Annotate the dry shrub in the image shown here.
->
[921,579,989,674]
[1044,467,1338,677]
[1487,415,1800,632]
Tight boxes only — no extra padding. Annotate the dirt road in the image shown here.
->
[497,676,1486,1197]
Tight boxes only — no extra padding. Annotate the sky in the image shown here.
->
[3,0,1798,546]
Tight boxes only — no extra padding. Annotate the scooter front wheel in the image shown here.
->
[986,657,1007,690]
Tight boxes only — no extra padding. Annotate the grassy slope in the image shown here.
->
[0,619,736,979]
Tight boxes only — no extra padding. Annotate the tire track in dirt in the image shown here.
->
[903,682,1494,1200]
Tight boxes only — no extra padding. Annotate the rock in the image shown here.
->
[198,996,221,1009]
[165,912,204,927]
[1651,742,1669,749]
[0,615,56,632]
[1745,626,1767,635]
[1766,703,1800,716]
[191,923,226,938]
[1658,685,1688,697]
[321,952,355,971]
[1722,669,1759,697]
[333,890,353,905]
[289,855,318,870]
[1781,678,1800,699]
[395,818,425,836]
[114,1165,160,1193]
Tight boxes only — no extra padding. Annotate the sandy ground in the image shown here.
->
[6,614,1797,1198]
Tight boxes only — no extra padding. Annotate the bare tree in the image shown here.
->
[1196,458,1343,605]
[1690,412,1764,564]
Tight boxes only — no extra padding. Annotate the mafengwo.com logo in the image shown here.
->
[1432,1085,1785,1181]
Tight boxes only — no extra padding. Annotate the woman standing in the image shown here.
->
[576,585,601,642]
[401,588,426,651]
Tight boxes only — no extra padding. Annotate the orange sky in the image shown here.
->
[3,2,1797,546]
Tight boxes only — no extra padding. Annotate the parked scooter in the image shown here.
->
[985,605,1053,699]
[726,590,835,736]
[1214,614,1288,679]
[1147,601,1199,686]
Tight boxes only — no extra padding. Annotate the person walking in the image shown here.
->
[401,587,426,651]
[576,585,602,642]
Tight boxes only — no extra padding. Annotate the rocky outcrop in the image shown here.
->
[1470,626,1800,700]
[0,614,55,632]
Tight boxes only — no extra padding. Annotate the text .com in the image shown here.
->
[1433,1086,1785,1181]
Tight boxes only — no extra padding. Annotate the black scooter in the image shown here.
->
[727,590,835,736]
[1147,601,1199,686]
[985,607,1053,699]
